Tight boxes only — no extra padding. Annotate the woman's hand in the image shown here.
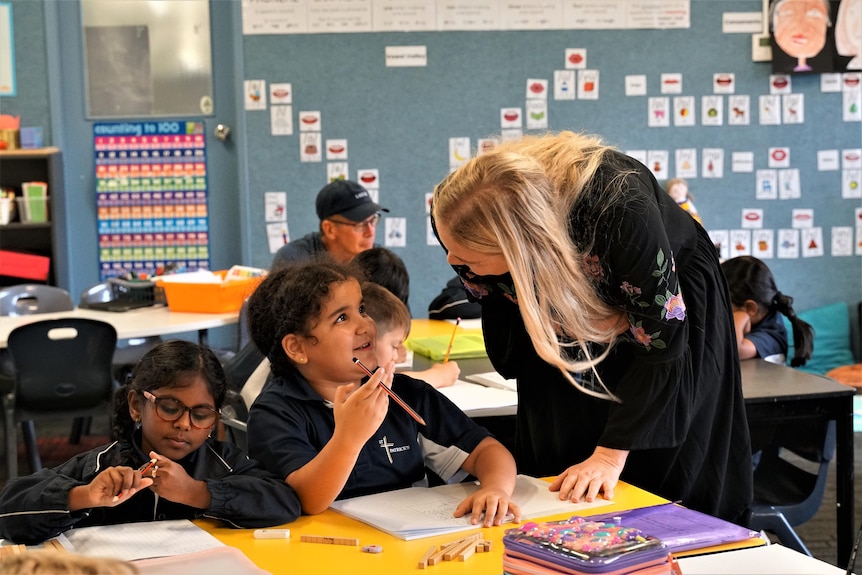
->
[548,446,629,503]
[69,466,153,510]
[454,486,522,527]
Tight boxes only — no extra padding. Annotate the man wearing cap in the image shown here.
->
[272,180,388,269]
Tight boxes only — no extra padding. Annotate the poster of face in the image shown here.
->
[768,0,859,73]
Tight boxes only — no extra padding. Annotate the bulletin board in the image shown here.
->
[239,0,861,314]
[93,121,210,280]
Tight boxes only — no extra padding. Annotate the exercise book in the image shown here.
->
[465,371,518,392]
[329,474,612,540]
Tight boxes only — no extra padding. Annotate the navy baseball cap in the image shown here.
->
[316,180,389,222]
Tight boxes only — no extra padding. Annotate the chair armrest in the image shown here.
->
[221,416,247,433]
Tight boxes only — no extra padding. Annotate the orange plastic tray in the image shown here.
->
[158,270,263,313]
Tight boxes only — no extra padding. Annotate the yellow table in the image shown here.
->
[199,482,697,575]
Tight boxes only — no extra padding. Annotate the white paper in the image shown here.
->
[678,543,844,575]
[437,379,517,416]
[270,105,293,136]
[554,70,576,100]
[464,371,517,392]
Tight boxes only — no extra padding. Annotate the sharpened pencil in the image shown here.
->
[353,357,427,426]
[443,317,461,363]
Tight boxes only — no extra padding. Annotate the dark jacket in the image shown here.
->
[0,433,301,544]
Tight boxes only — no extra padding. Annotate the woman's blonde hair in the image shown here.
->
[432,131,631,400]
[0,550,138,575]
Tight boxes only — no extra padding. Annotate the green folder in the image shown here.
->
[22,181,48,223]
[406,333,487,361]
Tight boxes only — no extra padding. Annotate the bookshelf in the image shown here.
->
[0,147,63,286]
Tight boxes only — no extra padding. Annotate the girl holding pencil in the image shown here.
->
[0,341,301,545]
[245,257,521,525]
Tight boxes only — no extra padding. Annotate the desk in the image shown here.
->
[199,481,671,575]
[409,320,857,565]
[0,305,238,348]
[741,359,856,566]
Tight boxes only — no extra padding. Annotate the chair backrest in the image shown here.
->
[7,318,118,411]
[0,284,74,316]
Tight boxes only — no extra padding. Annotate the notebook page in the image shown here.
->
[60,520,224,561]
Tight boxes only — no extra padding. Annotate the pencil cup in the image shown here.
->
[0,198,10,225]
[16,196,49,223]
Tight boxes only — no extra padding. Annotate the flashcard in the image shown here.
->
[264,191,287,222]
[843,90,861,121]
[801,227,824,257]
[500,108,522,129]
[565,48,587,69]
[702,148,724,178]
[500,128,523,141]
[271,105,293,136]
[554,70,576,100]
[728,95,750,125]
[832,226,853,256]
[843,149,862,169]
[768,147,790,168]
[426,216,439,246]
[327,162,348,182]
[449,137,471,166]
[709,230,730,260]
[266,222,289,253]
[300,133,322,162]
[731,151,754,173]
[625,75,647,97]
[675,148,697,179]
[526,100,548,129]
[526,78,548,100]
[357,169,380,188]
[730,229,752,257]
[821,73,842,93]
[756,169,778,200]
[270,83,292,104]
[646,150,669,180]
[648,97,670,127]
[752,229,774,259]
[769,74,792,95]
[626,149,648,166]
[843,169,862,198]
[791,209,814,228]
[713,73,735,94]
[326,139,348,160]
[477,138,498,155]
[661,73,683,94]
[425,192,433,214]
[742,208,763,228]
[817,149,840,171]
[298,111,321,132]
[843,73,862,91]
[673,96,695,127]
[244,80,267,110]
[759,95,781,125]
[384,217,406,248]
[782,94,804,124]
[778,168,801,199]
[701,95,723,126]
[777,229,800,259]
[578,70,599,100]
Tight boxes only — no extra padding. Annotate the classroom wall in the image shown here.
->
[2,1,860,341]
[239,0,861,319]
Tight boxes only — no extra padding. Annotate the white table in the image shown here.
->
[0,305,239,348]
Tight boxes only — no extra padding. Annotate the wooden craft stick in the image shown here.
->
[417,544,439,569]
[46,539,67,553]
[443,533,481,561]
[457,542,477,562]
[299,534,359,546]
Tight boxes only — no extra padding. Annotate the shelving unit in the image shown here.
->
[0,147,63,286]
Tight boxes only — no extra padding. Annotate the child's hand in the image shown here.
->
[426,361,460,388]
[332,369,389,441]
[147,451,212,509]
[72,466,153,510]
[453,486,521,527]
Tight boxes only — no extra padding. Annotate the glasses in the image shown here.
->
[142,390,220,429]
[328,213,381,231]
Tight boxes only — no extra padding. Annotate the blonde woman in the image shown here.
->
[432,131,752,523]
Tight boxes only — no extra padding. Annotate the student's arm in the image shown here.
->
[67,466,152,510]
[453,437,521,527]
[732,309,758,360]
[401,361,460,388]
[287,375,390,514]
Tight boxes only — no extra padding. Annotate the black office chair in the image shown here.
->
[745,419,836,556]
[3,318,117,479]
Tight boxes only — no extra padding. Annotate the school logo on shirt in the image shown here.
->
[378,435,410,464]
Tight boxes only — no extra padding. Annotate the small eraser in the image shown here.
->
[254,529,291,539]
[362,544,383,553]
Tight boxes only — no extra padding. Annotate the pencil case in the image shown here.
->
[502,550,678,575]
[502,516,668,574]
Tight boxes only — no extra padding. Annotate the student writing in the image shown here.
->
[721,255,814,367]
[245,258,521,526]
[0,341,301,544]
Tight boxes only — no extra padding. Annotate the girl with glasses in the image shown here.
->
[0,341,300,545]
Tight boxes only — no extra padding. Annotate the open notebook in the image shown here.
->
[465,371,518,392]
[329,474,612,540]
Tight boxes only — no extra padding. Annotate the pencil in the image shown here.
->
[138,457,157,477]
[443,317,461,363]
[352,357,427,426]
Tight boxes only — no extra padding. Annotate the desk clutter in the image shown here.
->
[418,532,493,568]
